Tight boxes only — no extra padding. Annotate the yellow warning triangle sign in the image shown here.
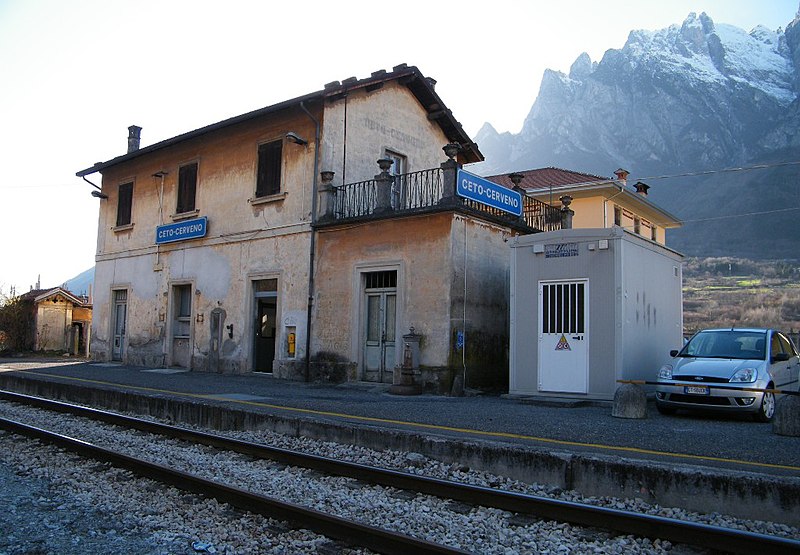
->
[555,334,571,351]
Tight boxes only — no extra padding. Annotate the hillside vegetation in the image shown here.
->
[683,258,800,337]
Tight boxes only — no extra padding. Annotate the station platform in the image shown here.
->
[1,357,799,525]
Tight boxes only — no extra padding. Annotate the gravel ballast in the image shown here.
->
[1,400,796,553]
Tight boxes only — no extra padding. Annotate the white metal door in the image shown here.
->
[538,280,588,393]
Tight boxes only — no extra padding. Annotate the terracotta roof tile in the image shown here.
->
[486,167,610,191]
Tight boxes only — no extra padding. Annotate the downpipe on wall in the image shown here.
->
[300,101,320,382]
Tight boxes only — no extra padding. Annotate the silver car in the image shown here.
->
[655,328,800,422]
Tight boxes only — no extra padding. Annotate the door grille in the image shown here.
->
[542,282,585,334]
[365,270,397,290]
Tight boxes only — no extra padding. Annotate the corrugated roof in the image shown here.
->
[76,64,482,177]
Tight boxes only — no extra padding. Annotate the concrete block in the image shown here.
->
[611,383,647,419]
[773,395,800,436]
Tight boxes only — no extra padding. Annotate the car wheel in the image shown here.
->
[753,388,776,422]
[656,402,676,415]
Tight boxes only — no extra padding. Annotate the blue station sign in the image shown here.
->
[457,169,522,217]
[156,217,208,245]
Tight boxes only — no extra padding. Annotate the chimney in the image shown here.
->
[634,181,650,196]
[614,168,629,185]
[127,125,142,153]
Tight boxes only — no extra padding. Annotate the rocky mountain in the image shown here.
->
[472,11,800,259]
[63,267,94,297]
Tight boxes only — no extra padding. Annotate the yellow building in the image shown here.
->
[487,168,681,243]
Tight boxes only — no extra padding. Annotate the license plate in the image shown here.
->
[684,385,709,395]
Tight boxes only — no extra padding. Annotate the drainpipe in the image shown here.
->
[82,175,102,191]
[300,101,320,382]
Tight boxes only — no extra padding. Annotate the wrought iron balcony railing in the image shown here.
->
[319,165,562,234]
[333,168,445,218]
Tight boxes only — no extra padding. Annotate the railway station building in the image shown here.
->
[76,65,561,392]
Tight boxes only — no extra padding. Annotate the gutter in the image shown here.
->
[82,175,102,190]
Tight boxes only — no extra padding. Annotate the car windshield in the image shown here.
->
[678,330,767,360]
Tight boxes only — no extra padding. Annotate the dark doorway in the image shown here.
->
[253,279,278,373]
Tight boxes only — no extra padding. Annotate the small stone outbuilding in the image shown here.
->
[27,288,92,356]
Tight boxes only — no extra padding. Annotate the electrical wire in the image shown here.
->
[630,160,800,182]
[675,206,800,224]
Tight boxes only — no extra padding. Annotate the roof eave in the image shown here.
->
[76,65,483,177]
[34,288,85,306]
[76,90,325,177]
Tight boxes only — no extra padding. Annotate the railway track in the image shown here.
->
[1,389,798,555]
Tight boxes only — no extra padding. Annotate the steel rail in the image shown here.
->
[0,416,466,555]
[2,390,799,555]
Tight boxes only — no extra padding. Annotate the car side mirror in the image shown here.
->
[772,352,791,362]
[669,349,679,357]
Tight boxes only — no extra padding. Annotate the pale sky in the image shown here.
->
[1,0,797,295]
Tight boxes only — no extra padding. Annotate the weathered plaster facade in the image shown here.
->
[322,81,450,186]
[91,105,319,373]
[314,212,516,391]
[78,65,542,391]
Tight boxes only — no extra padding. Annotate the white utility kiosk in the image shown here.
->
[509,226,683,401]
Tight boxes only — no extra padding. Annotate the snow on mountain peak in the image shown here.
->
[679,12,716,52]
[611,12,797,106]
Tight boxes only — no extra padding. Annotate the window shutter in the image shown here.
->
[178,163,197,213]
[116,182,133,226]
[256,140,282,197]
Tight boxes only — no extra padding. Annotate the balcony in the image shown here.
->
[316,154,563,234]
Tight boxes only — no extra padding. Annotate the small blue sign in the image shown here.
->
[156,217,208,245]
[457,169,522,217]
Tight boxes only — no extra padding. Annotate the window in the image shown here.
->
[613,205,621,226]
[771,332,783,359]
[541,282,585,334]
[778,333,798,357]
[254,278,278,293]
[256,140,283,197]
[177,162,198,214]
[385,150,406,176]
[116,182,133,226]
[385,150,407,209]
[365,270,397,289]
[173,284,192,338]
